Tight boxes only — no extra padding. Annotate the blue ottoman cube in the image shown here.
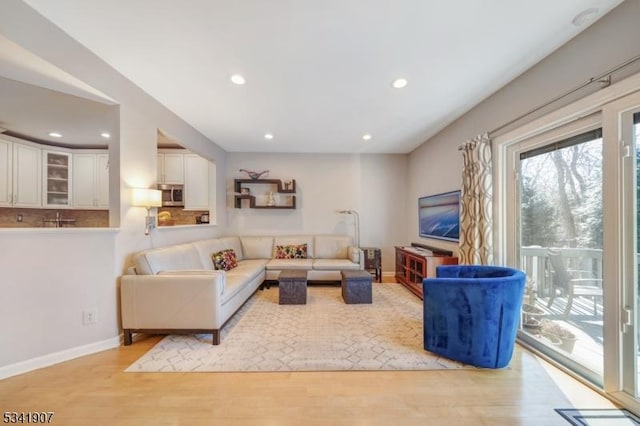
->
[341,270,373,304]
[278,270,307,305]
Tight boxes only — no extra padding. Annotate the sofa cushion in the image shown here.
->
[314,235,353,259]
[273,235,314,258]
[275,243,308,259]
[241,236,274,259]
[223,260,268,304]
[266,259,313,270]
[193,238,227,269]
[221,274,250,304]
[230,259,269,282]
[137,243,204,275]
[212,249,238,271]
[219,237,244,261]
[313,259,361,270]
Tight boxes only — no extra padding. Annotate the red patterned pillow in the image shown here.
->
[212,249,238,271]
[275,244,308,259]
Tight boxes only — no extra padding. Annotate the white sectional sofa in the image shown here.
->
[121,234,364,345]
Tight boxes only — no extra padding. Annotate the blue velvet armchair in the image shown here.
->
[423,265,526,368]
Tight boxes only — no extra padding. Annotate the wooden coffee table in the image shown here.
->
[278,270,307,304]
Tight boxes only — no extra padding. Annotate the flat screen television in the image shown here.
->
[418,190,461,242]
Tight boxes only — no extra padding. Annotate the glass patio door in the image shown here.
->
[517,127,604,385]
[498,77,640,412]
[618,108,640,400]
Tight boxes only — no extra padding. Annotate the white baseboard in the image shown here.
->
[0,336,120,380]
[382,271,395,277]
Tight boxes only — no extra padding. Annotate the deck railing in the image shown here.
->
[520,246,603,297]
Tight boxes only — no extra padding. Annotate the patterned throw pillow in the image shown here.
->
[212,249,238,271]
[275,244,308,259]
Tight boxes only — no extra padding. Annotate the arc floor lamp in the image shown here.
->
[338,209,360,247]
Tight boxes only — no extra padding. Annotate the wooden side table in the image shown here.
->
[361,247,382,282]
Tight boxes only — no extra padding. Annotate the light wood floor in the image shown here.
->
[0,280,618,425]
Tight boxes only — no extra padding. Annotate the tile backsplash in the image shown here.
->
[157,207,209,226]
[0,208,109,228]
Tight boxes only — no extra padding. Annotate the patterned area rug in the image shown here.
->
[126,283,469,372]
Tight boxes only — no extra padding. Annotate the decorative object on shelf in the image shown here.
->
[338,209,360,247]
[284,180,293,191]
[267,191,277,206]
[239,169,269,180]
[233,179,296,209]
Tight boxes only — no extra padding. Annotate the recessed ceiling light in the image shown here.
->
[48,132,62,138]
[362,134,372,141]
[230,74,246,85]
[572,8,599,27]
[392,78,408,89]
[264,133,274,140]
[100,132,111,139]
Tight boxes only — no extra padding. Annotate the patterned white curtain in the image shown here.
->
[459,133,494,265]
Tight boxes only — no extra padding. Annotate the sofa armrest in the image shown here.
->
[348,246,365,269]
[157,269,221,276]
[121,273,226,330]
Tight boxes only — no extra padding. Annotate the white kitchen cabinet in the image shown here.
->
[73,152,109,209]
[15,143,42,207]
[0,139,42,208]
[96,154,109,208]
[157,151,184,184]
[42,150,72,208]
[0,139,11,205]
[183,154,209,210]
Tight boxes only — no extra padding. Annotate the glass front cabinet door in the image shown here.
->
[43,150,72,208]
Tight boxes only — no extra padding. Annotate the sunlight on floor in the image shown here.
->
[537,355,616,409]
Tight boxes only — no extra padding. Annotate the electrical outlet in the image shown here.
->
[16,214,23,222]
[82,309,98,325]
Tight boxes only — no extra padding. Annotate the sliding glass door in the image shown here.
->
[517,127,604,385]
[619,109,640,400]
[497,78,640,412]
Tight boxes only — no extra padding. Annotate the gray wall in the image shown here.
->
[407,0,640,254]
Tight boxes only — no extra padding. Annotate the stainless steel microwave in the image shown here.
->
[158,184,184,207]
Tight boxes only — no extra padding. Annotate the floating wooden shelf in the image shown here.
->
[233,179,296,209]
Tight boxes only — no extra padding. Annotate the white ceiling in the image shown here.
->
[21,0,622,153]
